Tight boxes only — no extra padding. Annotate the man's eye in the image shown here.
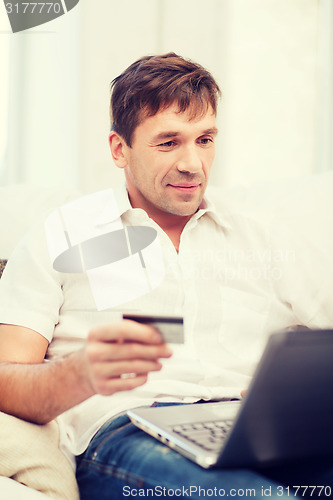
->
[159,141,176,148]
[199,137,213,145]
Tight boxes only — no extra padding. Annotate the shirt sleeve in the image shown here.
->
[0,219,64,343]
[270,217,333,329]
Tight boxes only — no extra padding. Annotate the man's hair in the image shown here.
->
[109,52,221,147]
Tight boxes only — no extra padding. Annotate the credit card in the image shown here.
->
[123,313,184,344]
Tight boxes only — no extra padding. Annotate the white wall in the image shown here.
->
[214,0,319,186]
[1,0,331,192]
[316,0,333,173]
[0,3,80,188]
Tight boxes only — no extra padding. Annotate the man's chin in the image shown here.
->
[163,200,203,217]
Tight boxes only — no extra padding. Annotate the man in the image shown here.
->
[0,53,332,499]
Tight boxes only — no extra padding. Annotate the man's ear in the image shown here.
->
[109,131,128,169]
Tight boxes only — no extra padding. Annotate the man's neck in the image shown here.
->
[152,212,193,252]
[127,192,195,252]
[151,209,192,232]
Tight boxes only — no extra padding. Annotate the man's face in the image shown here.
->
[120,103,218,219]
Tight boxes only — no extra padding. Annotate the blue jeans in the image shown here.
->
[76,406,333,499]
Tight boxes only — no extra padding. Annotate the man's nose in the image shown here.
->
[176,147,202,174]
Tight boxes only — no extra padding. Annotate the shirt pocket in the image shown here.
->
[219,287,271,363]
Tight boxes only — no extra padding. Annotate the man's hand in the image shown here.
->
[80,320,173,398]
[0,320,172,424]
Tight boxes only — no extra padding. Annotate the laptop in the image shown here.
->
[127,328,333,469]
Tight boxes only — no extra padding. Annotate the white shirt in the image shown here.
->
[0,184,332,467]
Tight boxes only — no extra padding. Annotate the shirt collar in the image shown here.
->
[94,183,134,226]
[94,183,232,231]
[194,190,233,231]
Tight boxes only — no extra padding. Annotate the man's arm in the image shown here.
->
[0,322,172,424]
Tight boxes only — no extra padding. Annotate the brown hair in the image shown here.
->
[110,52,221,146]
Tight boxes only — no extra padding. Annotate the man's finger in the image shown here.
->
[86,341,172,362]
[96,374,150,396]
[90,359,162,379]
[89,321,164,345]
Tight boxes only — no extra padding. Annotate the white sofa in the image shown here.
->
[0,173,332,498]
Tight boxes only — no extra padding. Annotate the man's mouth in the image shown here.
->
[168,183,200,193]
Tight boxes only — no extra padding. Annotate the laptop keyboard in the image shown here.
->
[171,420,233,452]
